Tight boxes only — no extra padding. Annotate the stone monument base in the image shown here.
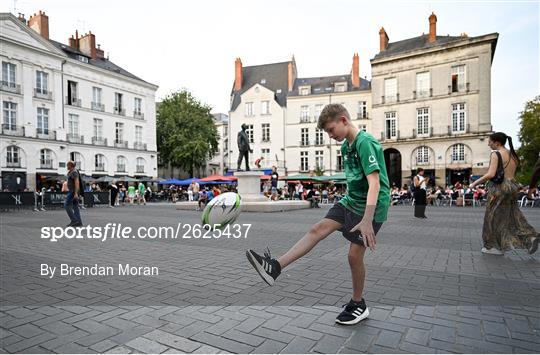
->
[235,171,267,202]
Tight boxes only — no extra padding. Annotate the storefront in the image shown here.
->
[1,171,27,192]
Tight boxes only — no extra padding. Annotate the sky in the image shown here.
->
[4,0,539,145]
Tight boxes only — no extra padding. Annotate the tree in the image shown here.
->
[517,95,540,184]
[157,90,219,177]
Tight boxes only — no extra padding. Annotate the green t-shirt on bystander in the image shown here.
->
[339,131,391,222]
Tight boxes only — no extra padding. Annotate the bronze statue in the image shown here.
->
[237,123,253,171]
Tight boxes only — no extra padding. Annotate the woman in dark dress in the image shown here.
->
[470,132,538,255]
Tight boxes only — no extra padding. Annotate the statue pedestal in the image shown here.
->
[235,171,267,202]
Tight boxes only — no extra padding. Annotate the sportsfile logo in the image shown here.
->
[41,223,252,242]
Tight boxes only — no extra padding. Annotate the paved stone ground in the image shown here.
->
[1,203,539,353]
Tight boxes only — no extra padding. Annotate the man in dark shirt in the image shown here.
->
[270,166,279,200]
[65,161,82,226]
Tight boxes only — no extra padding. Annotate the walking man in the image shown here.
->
[64,161,83,226]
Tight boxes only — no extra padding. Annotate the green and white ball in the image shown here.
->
[201,192,242,230]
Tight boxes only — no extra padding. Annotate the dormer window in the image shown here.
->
[334,82,347,92]
[77,55,89,63]
[299,86,311,96]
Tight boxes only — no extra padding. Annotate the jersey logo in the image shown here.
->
[368,155,376,163]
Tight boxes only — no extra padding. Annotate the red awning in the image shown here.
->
[198,175,237,182]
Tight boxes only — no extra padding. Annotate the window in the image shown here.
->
[40,149,52,168]
[452,144,465,162]
[417,146,429,164]
[134,97,142,115]
[135,126,143,144]
[117,156,126,172]
[3,101,17,129]
[385,112,396,139]
[246,124,254,143]
[416,72,430,98]
[358,101,367,119]
[452,103,466,132]
[336,150,343,171]
[136,157,145,173]
[262,123,270,142]
[451,65,466,92]
[67,80,78,104]
[301,128,309,146]
[36,71,48,94]
[2,62,16,87]
[93,87,102,104]
[77,55,89,63]
[384,78,397,102]
[70,152,82,170]
[114,92,123,113]
[416,108,429,135]
[95,154,105,171]
[37,108,49,134]
[300,151,309,171]
[245,102,253,116]
[115,122,124,143]
[261,148,270,167]
[261,101,270,115]
[314,104,323,120]
[68,114,79,136]
[315,128,324,145]
[335,83,346,92]
[300,105,309,122]
[359,124,367,132]
[93,118,103,140]
[315,150,324,169]
[299,87,310,96]
[6,146,19,165]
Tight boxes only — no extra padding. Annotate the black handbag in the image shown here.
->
[490,151,505,184]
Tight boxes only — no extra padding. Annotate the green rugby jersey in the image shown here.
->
[339,131,391,222]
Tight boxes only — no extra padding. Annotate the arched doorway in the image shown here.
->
[384,148,402,187]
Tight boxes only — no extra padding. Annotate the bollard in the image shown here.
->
[40,188,46,211]
[33,191,39,212]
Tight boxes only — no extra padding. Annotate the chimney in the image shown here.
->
[351,53,360,88]
[96,44,105,59]
[17,13,26,23]
[234,58,242,91]
[379,27,389,52]
[68,30,80,50]
[27,10,49,40]
[79,31,97,59]
[288,55,297,92]
[428,12,437,43]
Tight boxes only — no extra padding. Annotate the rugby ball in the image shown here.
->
[201,192,242,230]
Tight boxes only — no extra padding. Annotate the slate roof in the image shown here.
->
[230,61,290,111]
[49,40,148,83]
[289,74,370,96]
[373,33,498,61]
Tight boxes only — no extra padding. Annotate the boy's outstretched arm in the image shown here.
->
[350,171,380,251]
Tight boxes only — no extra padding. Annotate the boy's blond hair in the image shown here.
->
[317,103,350,130]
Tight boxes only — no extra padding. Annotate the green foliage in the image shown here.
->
[516,96,540,184]
[314,164,325,176]
[157,90,219,177]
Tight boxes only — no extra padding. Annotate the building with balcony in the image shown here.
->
[371,13,497,186]
[0,11,158,191]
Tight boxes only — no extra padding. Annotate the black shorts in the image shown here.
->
[324,203,383,246]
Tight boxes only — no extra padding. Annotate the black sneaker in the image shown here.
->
[335,299,369,325]
[246,248,281,286]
